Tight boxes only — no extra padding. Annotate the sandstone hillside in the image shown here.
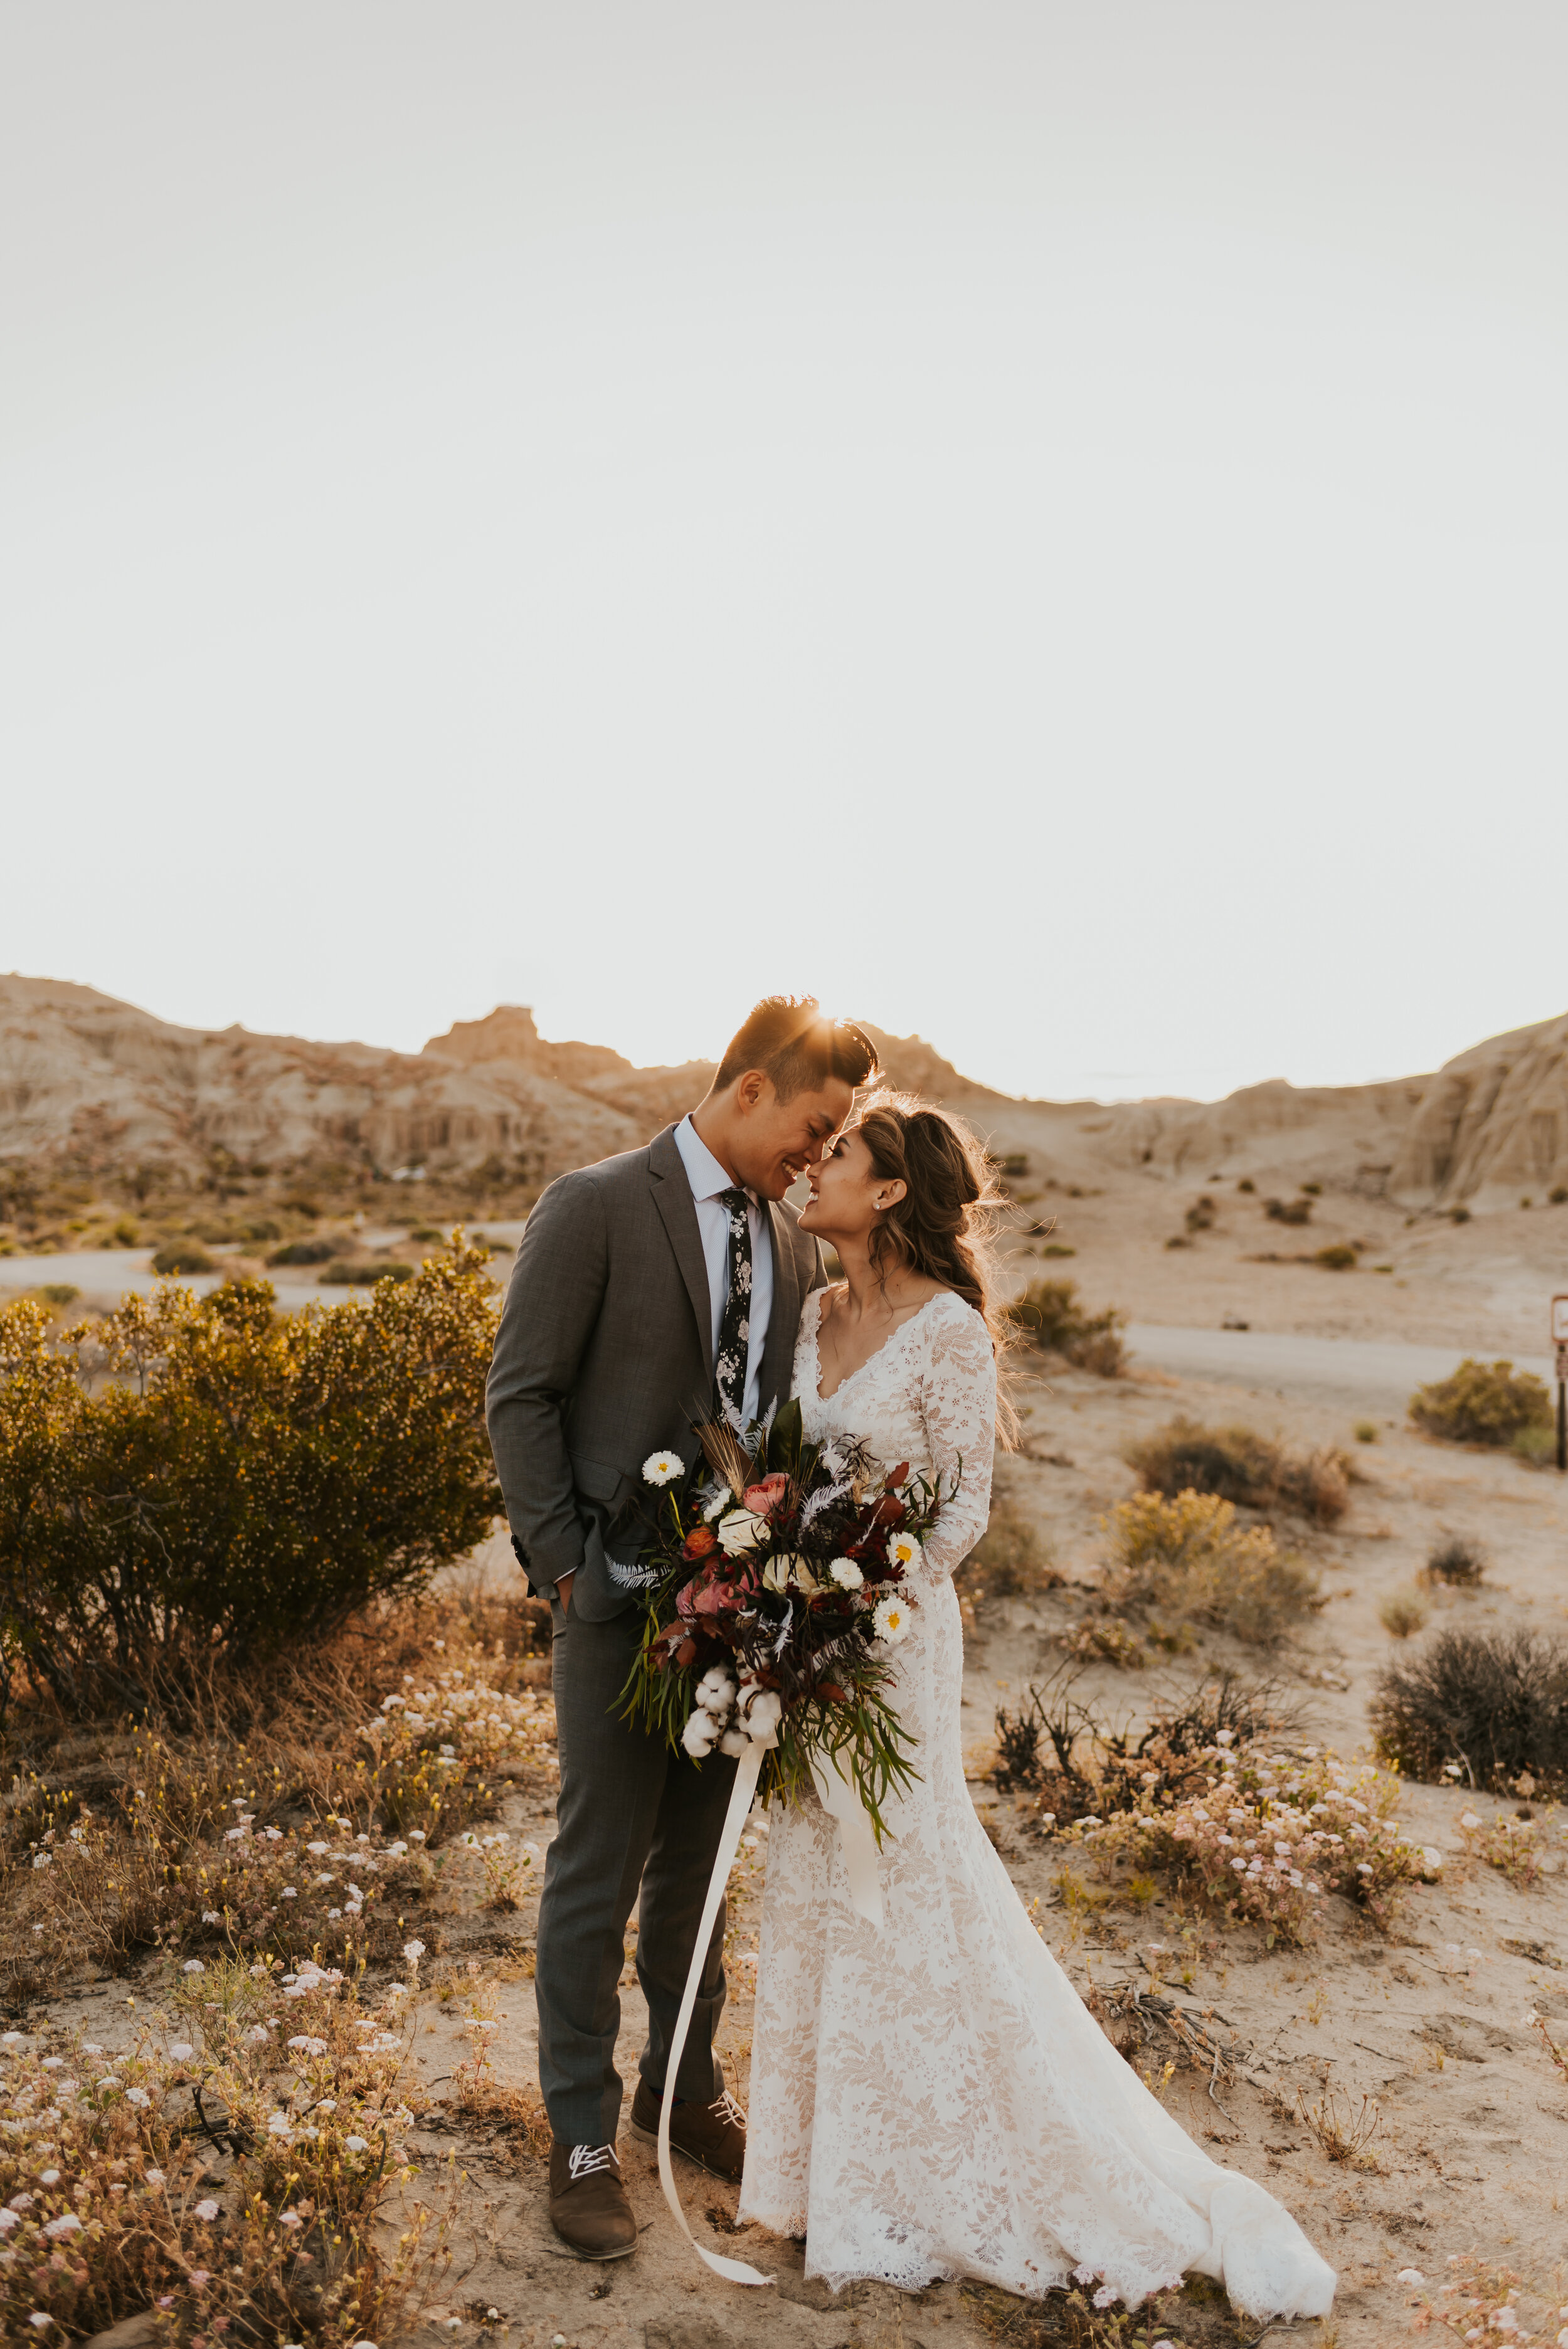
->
[4,971,1567,1211]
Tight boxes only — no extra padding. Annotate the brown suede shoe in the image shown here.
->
[628,2077,746,2182]
[547,2139,637,2260]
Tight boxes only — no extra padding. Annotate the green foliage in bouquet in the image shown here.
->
[615,1399,955,1842]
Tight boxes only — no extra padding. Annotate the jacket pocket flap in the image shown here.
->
[571,1453,625,1503]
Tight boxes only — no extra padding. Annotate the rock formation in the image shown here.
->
[4,971,1566,1212]
[1390,1013,1568,1206]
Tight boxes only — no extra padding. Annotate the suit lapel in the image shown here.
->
[648,1125,714,1389]
[761,1200,802,1411]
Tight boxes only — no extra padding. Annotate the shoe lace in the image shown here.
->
[568,2142,620,2180]
[709,2088,747,2131]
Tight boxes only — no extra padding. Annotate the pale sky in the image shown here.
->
[3,4,1564,1102]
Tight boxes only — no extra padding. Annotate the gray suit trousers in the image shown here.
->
[539,1598,738,2146]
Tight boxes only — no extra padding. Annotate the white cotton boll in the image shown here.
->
[738,1688,783,1742]
[719,1729,748,1757]
[681,1713,716,1758]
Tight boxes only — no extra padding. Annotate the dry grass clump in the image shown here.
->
[953,1493,1063,1606]
[1295,2086,1382,2170]
[1370,1627,1568,1793]
[1379,1593,1428,1639]
[1101,1491,1320,1646]
[1424,1535,1486,1587]
[1409,1356,1554,1450]
[1123,1416,1350,1527]
[0,1954,440,2346]
[1004,1279,1128,1377]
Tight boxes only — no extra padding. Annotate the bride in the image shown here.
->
[737,1093,1335,2323]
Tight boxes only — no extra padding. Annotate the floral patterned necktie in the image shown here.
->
[714,1187,754,1426]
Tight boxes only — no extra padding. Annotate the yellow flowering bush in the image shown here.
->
[1100,1491,1320,1644]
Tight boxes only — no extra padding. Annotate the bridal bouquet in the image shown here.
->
[614,1401,952,1838]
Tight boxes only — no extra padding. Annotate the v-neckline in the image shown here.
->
[810,1287,946,1404]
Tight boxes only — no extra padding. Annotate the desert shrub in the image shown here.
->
[1552,1185,1568,1206]
[1408,1357,1553,1448]
[0,1241,499,1715]
[267,1236,337,1266]
[1264,1197,1312,1226]
[1005,1278,1127,1376]
[1184,1196,1216,1232]
[110,1216,140,1246]
[1299,1180,1322,1196]
[1424,1535,1485,1586]
[1314,1244,1357,1271]
[1101,1491,1320,1645]
[408,1224,442,1241]
[1370,1628,1568,1791]
[1039,1242,1075,1258]
[1449,1204,1471,1223]
[953,1493,1061,1603]
[320,1258,415,1286]
[1124,1416,1349,1526]
[1353,1420,1378,1444]
[1236,1177,1255,1192]
[1052,1726,1426,1942]
[40,1283,79,1307]
[1512,1421,1557,1466]
[0,1965,430,2348]
[1379,1593,1426,1639]
[151,1239,214,1275]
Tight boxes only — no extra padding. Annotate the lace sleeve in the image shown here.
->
[916,1296,997,1581]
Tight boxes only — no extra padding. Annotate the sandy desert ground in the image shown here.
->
[16,1175,1568,2349]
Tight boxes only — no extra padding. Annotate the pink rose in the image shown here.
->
[743,1474,790,1518]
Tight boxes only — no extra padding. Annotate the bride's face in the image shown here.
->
[800,1125,899,1242]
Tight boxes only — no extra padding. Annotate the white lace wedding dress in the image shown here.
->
[738,1286,1335,2321]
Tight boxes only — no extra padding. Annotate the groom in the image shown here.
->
[486,996,878,2259]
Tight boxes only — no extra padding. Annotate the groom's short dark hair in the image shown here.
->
[713,996,879,1102]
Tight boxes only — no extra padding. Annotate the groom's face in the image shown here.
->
[729,1071,854,1201]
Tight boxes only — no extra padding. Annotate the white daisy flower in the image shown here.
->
[872,1594,911,1644]
[643,1451,683,1486]
[829,1557,863,1591]
[885,1530,923,1570]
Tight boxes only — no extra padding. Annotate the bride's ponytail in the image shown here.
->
[856,1092,1019,1446]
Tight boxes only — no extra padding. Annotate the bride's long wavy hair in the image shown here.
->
[854,1091,1019,1448]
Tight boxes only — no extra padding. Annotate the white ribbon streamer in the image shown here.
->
[808,1749,886,1928]
[657,1737,775,2287]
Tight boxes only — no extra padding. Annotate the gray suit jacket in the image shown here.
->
[485,1123,826,1622]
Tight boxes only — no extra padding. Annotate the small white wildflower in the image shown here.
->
[345,2135,370,2153]
[125,2086,151,2109]
[44,2214,83,2237]
[643,1450,683,1485]
[403,1938,426,1961]
[885,1529,923,1569]
[169,2042,195,2061]
[182,1959,204,1975]
[829,1557,864,1590]
[194,2197,221,2221]
[39,2170,59,2186]
[143,2170,166,2188]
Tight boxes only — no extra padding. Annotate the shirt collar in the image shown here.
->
[674,1113,756,1209]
